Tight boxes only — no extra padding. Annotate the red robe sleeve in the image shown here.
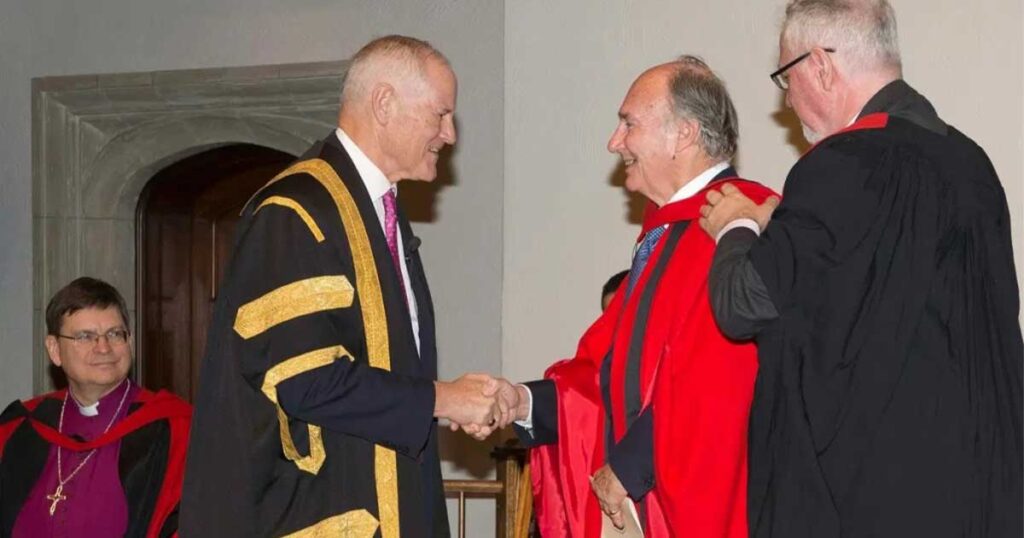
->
[530,290,625,538]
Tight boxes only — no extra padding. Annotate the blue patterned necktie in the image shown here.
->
[626,225,666,297]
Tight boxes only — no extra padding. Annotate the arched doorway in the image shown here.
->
[135,144,295,401]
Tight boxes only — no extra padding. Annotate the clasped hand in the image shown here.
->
[434,374,526,440]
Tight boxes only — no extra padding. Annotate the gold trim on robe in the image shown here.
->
[267,159,400,538]
[256,195,326,243]
[233,275,354,340]
[279,509,380,538]
[261,345,350,474]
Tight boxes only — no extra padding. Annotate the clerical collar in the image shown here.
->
[69,379,130,417]
[665,161,731,206]
[335,128,394,202]
[75,400,99,417]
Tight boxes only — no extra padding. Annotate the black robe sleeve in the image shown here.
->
[513,380,558,446]
[607,408,654,499]
[743,122,1022,538]
[708,227,779,339]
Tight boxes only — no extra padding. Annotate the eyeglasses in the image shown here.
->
[57,328,131,347]
[770,48,836,90]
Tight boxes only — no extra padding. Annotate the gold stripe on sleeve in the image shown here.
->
[279,509,380,538]
[255,195,326,243]
[261,345,351,474]
[233,275,354,340]
[268,159,400,538]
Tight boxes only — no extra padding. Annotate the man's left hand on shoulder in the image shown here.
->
[699,182,780,239]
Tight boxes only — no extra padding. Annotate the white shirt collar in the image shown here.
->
[666,161,731,205]
[335,128,394,200]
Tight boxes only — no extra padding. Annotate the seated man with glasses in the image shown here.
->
[0,277,191,538]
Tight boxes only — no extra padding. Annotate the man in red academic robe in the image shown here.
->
[473,57,777,537]
[0,277,191,538]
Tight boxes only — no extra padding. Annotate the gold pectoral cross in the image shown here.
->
[46,484,67,516]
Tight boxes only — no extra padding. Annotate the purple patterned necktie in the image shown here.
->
[382,190,407,301]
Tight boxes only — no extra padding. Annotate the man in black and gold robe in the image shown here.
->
[180,35,500,538]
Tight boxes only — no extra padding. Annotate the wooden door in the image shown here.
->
[136,144,294,401]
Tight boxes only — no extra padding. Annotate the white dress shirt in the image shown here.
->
[335,128,421,353]
[517,161,732,429]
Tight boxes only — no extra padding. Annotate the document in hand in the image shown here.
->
[601,498,643,538]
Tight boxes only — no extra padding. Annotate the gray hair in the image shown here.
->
[667,55,739,161]
[782,0,902,74]
[340,35,450,107]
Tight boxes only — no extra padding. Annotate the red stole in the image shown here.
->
[0,389,192,538]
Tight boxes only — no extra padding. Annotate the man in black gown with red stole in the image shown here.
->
[0,277,191,538]
[700,2,1022,537]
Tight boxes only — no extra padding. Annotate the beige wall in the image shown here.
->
[503,0,1024,383]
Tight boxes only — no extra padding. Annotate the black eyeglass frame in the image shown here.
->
[57,328,132,346]
[770,48,836,90]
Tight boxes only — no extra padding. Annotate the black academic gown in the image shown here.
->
[180,133,449,538]
[710,80,1023,537]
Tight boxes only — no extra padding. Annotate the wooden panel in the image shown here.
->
[137,144,293,401]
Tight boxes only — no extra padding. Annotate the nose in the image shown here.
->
[784,91,792,109]
[441,115,456,145]
[607,123,625,154]
[93,334,113,353]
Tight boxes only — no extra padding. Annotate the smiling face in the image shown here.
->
[45,306,132,401]
[381,56,457,182]
[606,68,681,204]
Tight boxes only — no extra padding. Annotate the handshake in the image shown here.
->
[433,374,530,440]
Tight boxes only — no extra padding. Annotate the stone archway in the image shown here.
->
[32,61,347,392]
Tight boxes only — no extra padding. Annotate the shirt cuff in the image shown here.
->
[512,384,534,430]
[716,218,761,243]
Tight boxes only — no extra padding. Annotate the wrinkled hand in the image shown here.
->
[699,182,780,239]
[433,373,498,434]
[590,464,629,530]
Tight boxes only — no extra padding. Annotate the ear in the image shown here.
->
[370,82,397,126]
[45,335,63,368]
[811,47,836,92]
[674,118,700,154]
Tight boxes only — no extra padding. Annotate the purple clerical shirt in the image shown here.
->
[12,380,138,538]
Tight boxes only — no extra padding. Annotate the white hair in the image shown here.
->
[340,35,449,109]
[782,0,902,75]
